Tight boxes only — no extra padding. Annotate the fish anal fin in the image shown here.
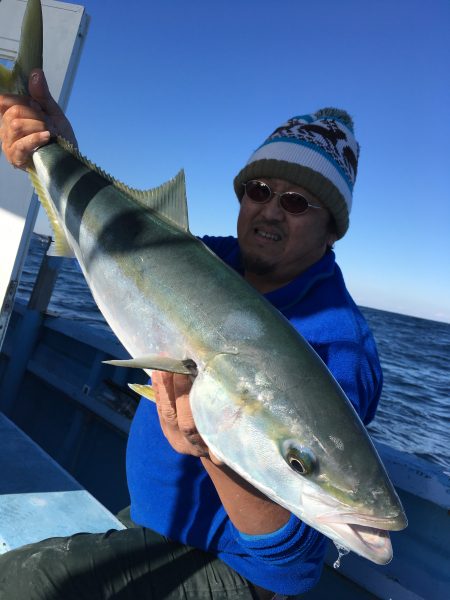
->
[128,384,155,402]
[27,167,74,257]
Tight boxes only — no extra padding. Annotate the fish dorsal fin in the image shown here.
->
[133,170,189,232]
[56,137,189,232]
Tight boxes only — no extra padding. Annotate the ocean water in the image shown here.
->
[15,235,450,472]
[360,306,449,472]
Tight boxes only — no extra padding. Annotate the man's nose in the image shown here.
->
[259,194,285,220]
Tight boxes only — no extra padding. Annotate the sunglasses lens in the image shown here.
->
[244,181,312,214]
[280,193,309,214]
[244,180,271,203]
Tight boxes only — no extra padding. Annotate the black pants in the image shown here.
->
[0,508,265,599]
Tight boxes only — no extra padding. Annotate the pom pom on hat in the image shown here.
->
[233,108,360,238]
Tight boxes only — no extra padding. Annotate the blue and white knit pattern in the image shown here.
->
[265,114,358,188]
[259,113,358,209]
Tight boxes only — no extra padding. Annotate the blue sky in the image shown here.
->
[36,0,450,323]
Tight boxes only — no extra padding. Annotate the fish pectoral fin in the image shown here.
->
[103,355,198,376]
[128,384,155,402]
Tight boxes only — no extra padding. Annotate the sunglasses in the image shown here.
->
[242,180,322,215]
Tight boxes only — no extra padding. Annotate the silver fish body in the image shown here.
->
[1,0,407,565]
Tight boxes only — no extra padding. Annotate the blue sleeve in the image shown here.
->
[214,513,328,595]
[232,513,326,561]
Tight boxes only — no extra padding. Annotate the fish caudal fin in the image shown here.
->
[0,0,43,95]
[0,65,14,93]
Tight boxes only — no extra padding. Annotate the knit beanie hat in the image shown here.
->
[233,108,360,239]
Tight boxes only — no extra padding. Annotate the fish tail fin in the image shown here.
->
[0,0,43,95]
[0,65,14,93]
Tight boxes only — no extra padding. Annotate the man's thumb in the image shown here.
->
[28,68,60,115]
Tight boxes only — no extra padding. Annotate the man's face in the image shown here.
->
[237,177,336,292]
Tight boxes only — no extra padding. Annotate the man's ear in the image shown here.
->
[329,234,338,245]
[326,233,338,249]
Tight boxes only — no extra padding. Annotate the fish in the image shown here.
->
[0,0,407,565]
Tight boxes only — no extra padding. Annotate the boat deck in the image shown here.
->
[0,408,379,598]
[0,411,124,553]
[302,564,378,599]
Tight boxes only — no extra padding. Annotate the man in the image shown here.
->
[0,70,382,599]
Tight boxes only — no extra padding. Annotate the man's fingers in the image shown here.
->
[152,370,208,456]
[3,130,50,169]
[208,450,225,467]
[173,374,201,443]
[3,102,44,121]
[2,111,48,144]
[0,71,77,150]
[173,372,193,399]
[173,375,208,453]
[0,93,31,117]
[0,101,51,168]
[153,370,178,425]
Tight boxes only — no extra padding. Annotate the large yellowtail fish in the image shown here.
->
[0,0,407,564]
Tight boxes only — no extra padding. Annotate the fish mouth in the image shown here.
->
[317,511,407,531]
[299,487,407,564]
[314,512,407,565]
[321,520,394,565]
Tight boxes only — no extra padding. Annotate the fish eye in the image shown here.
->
[282,442,316,476]
[288,453,308,474]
